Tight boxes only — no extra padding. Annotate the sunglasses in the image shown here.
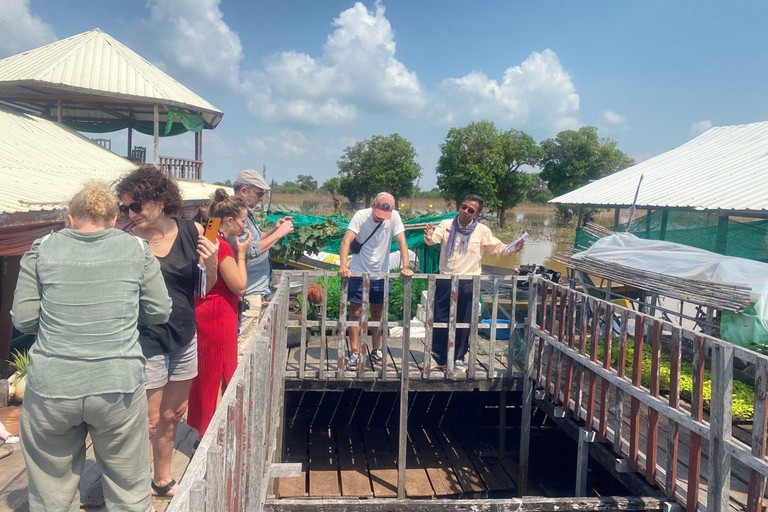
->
[119,202,143,215]
[250,188,266,198]
[460,204,476,215]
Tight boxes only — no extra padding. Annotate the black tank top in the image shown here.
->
[139,218,199,358]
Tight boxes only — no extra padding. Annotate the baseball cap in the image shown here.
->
[234,169,271,191]
[373,194,394,220]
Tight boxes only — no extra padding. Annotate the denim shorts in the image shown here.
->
[347,277,391,304]
[144,335,198,390]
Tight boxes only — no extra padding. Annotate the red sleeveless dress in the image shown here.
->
[188,236,238,436]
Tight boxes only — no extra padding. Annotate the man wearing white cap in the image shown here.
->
[339,192,413,370]
[233,169,294,358]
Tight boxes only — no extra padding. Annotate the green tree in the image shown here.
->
[436,121,503,211]
[213,179,233,188]
[540,126,634,197]
[273,181,303,194]
[320,177,344,213]
[337,134,421,206]
[436,121,539,226]
[495,130,541,227]
[527,173,554,203]
[296,174,318,193]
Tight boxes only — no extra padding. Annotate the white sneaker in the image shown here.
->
[346,352,359,370]
[454,359,467,372]
[370,348,383,363]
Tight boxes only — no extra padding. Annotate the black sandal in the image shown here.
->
[151,479,177,500]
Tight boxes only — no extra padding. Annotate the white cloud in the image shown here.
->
[248,130,308,156]
[436,49,580,132]
[0,0,56,57]
[690,120,713,136]
[136,0,244,90]
[246,1,425,125]
[602,110,627,126]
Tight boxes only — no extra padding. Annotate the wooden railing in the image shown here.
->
[283,271,527,381]
[167,273,290,512]
[522,277,768,512]
[159,155,202,180]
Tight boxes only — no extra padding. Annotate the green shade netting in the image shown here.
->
[265,211,454,273]
[575,210,768,263]
[66,105,203,136]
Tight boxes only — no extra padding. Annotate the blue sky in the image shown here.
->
[2,0,766,189]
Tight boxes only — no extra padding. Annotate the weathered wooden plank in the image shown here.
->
[665,326,682,499]
[747,357,768,512]
[614,309,629,455]
[276,429,308,498]
[646,320,662,485]
[453,426,513,492]
[309,428,341,497]
[403,432,434,498]
[397,278,412,498]
[519,275,539,495]
[433,427,485,495]
[363,428,398,498]
[629,314,645,470]
[264,496,667,512]
[687,335,706,512]
[336,427,373,497]
[598,304,614,442]
[411,428,462,496]
[709,342,733,512]
[468,276,481,380]
[380,274,391,379]
[337,278,349,377]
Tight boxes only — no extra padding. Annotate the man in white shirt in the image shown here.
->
[339,192,414,370]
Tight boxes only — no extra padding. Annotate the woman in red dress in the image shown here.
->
[188,189,251,437]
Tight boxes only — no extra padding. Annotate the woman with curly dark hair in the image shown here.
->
[115,166,218,500]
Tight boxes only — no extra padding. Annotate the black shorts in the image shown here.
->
[347,277,391,304]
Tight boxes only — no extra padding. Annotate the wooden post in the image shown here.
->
[337,278,349,377]
[708,342,733,512]
[127,126,133,159]
[747,358,768,512]
[423,274,436,379]
[397,277,412,499]
[659,209,669,240]
[499,390,507,461]
[576,428,596,497]
[715,214,729,255]
[299,273,308,379]
[153,104,159,167]
[519,275,539,495]
[57,98,62,122]
[198,130,204,179]
[613,207,621,229]
[468,276,481,379]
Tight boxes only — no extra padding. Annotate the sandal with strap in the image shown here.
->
[151,479,177,500]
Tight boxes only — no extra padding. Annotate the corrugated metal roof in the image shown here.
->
[551,121,768,213]
[0,105,224,221]
[0,29,223,128]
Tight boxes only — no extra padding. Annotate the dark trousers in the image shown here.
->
[431,279,474,365]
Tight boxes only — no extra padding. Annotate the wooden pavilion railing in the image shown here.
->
[521,277,768,512]
[159,155,202,180]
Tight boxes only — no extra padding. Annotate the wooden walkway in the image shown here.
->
[0,405,197,512]
[275,424,631,500]
[285,332,524,389]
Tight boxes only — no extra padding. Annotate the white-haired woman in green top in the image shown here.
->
[12,181,172,512]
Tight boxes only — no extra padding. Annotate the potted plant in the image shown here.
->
[7,350,29,402]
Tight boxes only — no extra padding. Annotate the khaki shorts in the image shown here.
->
[144,335,198,390]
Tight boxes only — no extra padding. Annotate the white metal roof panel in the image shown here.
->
[0,29,222,127]
[0,106,223,219]
[551,121,768,212]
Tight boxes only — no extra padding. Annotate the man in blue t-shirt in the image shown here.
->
[339,192,414,370]
[234,169,294,359]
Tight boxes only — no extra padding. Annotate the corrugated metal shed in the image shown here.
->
[0,29,223,128]
[0,105,224,224]
[551,121,768,213]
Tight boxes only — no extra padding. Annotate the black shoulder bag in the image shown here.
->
[349,221,383,255]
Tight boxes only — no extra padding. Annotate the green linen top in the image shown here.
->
[11,228,172,399]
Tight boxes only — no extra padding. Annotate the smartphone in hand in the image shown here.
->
[204,217,221,243]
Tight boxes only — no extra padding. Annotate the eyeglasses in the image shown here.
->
[250,187,266,198]
[460,204,476,215]
[119,202,142,215]
[233,218,247,235]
